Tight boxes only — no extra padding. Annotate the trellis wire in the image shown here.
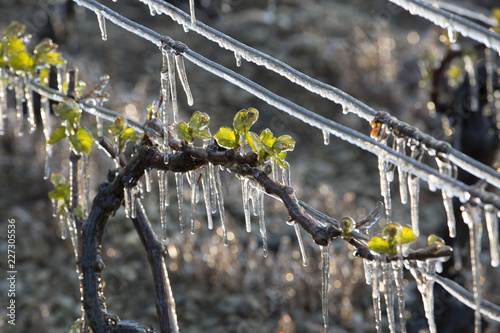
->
[135,0,500,191]
[68,0,500,211]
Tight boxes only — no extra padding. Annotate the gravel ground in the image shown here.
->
[1,1,499,332]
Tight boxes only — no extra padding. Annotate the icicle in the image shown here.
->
[144,168,152,192]
[242,178,251,232]
[59,214,68,240]
[322,129,330,145]
[281,167,291,187]
[124,186,131,218]
[294,223,308,266]
[25,81,36,134]
[436,155,456,238]
[213,165,228,245]
[190,169,200,234]
[189,0,196,28]
[321,244,330,332]
[250,181,259,217]
[378,156,392,222]
[158,170,168,241]
[175,54,194,106]
[392,259,406,333]
[82,154,90,217]
[56,66,64,92]
[410,261,437,333]
[408,144,423,237]
[201,166,213,230]
[271,159,278,181]
[371,258,382,333]
[14,76,24,137]
[258,189,268,256]
[148,3,157,16]
[166,50,178,123]
[447,28,457,44]
[208,163,218,214]
[462,204,483,333]
[484,204,499,267]
[234,52,242,67]
[0,68,5,135]
[40,97,52,179]
[363,259,373,285]
[382,260,396,333]
[395,137,408,204]
[130,186,138,219]
[464,56,478,112]
[52,199,59,218]
[175,173,185,232]
[96,12,107,41]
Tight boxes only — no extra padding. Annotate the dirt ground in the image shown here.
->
[1,1,499,332]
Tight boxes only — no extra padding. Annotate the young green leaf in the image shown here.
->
[108,116,126,136]
[246,131,261,153]
[367,236,392,255]
[8,50,34,71]
[188,111,210,132]
[233,108,259,133]
[48,173,70,202]
[176,122,193,142]
[120,127,142,144]
[53,100,82,126]
[3,21,25,40]
[273,135,296,152]
[214,127,238,149]
[69,128,93,155]
[47,126,68,145]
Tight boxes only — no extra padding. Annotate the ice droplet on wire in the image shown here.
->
[175,54,194,106]
[322,129,330,145]
[234,52,242,67]
[484,204,499,267]
[462,204,483,333]
[321,244,330,333]
[96,12,107,41]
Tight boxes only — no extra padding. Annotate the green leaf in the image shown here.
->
[192,127,212,140]
[259,128,276,148]
[53,100,82,126]
[214,127,238,149]
[233,107,259,133]
[38,51,66,67]
[176,122,193,142]
[74,205,84,219]
[48,173,70,202]
[188,111,210,132]
[399,226,417,244]
[273,135,295,152]
[108,116,126,136]
[34,38,57,54]
[246,131,261,153]
[8,50,34,71]
[367,236,392,254]
[120,127,142,143]
[69,128,93,155]
[47,126,68,145]
[3,22,25,40]
[427,234,445,246]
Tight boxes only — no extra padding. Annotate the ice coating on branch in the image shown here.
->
[322,129,330,145]
[484,204,499,267]
[201,166,213,230]
[96,12,107,41]
[392,259,406,332]
[294,223,308,266]
[175,54,194,106]
[213,165,228,245]
[396,137,408,204]
[258,189,268,256]
[371,258,382,333]
[175,172,185,232]
[436,155,456,238]
[378,156,392,222]
[321,244,330,332]
[462,204,483,333]
[241,178,251,232]
[382,260,396,333]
